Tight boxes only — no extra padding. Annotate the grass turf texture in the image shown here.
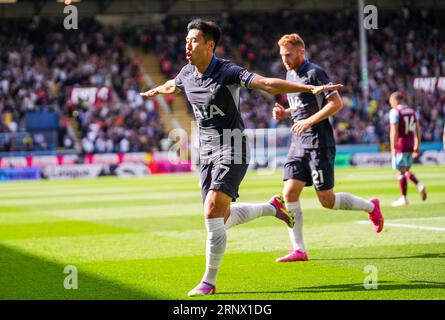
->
[0,165,444,300]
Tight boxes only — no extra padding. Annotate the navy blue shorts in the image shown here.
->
[284,147,335,191]
[200,161,249,203]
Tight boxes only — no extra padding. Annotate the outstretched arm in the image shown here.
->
[249,74,343,95]
[140,79,180,97]
[291,92,343,135]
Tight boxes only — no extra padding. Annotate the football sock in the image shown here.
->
[224,203,274,230]
[202,218,226,286]
[286,201,305,252]
[406,171,419,185]
[332,192,374,212]
[398,174,408,196]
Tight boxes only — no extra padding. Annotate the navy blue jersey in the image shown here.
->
[286,60,337,157]
[175,56,255,163]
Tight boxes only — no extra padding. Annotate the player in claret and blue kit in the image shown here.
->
[389,91,427,207]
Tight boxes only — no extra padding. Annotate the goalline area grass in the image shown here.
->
[0,165,444,299]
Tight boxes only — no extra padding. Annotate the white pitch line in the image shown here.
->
[385,217,445,222]
[355,221,445,232]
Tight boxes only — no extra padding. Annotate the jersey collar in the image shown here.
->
[194,55,218,78]
[204,55,218,77]
[296,59,309,75]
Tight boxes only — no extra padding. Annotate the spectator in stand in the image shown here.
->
[139,9,444,145]
[0,18,167,154]
[1,10,444,153]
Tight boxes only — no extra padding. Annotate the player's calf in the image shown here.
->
[329,192,384,233]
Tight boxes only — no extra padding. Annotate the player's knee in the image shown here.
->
[320,199,334,209]
[203,195,229,219]
[283,188,299,202]
[204,211,224,219]
[204,204,219,219]
[319,195,335,209]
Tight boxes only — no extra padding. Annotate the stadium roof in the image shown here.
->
[0,0,444,18]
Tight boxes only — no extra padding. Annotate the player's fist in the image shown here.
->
[139,88,158,97]
[272,103,287,120]
[311,84,344,95]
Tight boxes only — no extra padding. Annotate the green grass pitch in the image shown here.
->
[0,165,444,300]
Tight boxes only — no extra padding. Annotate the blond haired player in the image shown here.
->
[272,33,384,262]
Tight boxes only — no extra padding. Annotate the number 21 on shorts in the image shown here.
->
[312,169,324,186]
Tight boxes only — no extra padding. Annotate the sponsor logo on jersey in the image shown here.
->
[288,96,304,109]
[192,104,226,120]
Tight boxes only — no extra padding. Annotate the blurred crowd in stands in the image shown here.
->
[138,8,445,145]
[1,8,444,155]
[0,18,165,153]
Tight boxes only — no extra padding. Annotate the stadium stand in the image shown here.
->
[1,8,444,155]
[139,9,445,144]
[0,18,166,154]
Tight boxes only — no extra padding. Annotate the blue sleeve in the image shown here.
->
[224,63,256,89]
[313,67,337,99]
[174,66,187,92]
[389,108,399,124]
[415,110,420,123]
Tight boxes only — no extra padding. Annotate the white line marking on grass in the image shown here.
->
[385,217,445,222]
[355,221,445,232]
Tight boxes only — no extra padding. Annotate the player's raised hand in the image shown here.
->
[311,84,343,95]
[139,88,159,98]
[272,103,287,120]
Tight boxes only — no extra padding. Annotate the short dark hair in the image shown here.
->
[187,19,221,52]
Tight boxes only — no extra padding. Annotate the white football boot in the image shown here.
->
[391,196,408,207]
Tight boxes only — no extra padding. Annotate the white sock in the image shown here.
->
[225,203,275,230]
[286,201,305,252]
[332,192,374,212]
[201,218,226,286]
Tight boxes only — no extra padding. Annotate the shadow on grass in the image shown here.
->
[217,280,445,295]
[0,244,157,299]
[311,253,445,261]
[292,280,445,293]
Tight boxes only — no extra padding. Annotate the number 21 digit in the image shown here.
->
[312,170,324,185]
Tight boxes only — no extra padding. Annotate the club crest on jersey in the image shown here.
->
[288,96,304,109]
[192,104,225,120]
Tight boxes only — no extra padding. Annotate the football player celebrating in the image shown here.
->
[272,33,384,263]
[140,20,342,296]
